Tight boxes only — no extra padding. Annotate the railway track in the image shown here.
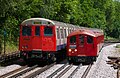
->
[0,63,55,78]
[46,63,92,78]
[81,63,93,78]
[0,65,27,78]
[0,63,93,78]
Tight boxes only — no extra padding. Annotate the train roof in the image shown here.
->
[21,18,81,28]
[68,29,104,37]
[21,18,55,26]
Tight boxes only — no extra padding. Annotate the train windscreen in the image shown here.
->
[22,26,31,36]
[35,26,40,36]
[44,26,53,36]
[70,36,76,44]
[87,36,93,43]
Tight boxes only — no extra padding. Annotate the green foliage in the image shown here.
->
[0,0,120,53]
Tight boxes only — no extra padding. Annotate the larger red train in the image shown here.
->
[19,18,82,62]
[67,29,104,63]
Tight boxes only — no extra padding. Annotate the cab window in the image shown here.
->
[44,26,53,36]
[35,26,40,36]
[22,26,31,36]
[79,35,84,45]
[87,36,93,43]
[70,36,76,44]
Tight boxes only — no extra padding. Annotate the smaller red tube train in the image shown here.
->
[67,28,104,63]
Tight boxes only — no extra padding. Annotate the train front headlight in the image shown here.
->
[25,45,28,49]
[74,49,77,52]
[22,46,24,49]
[69,49,72,52]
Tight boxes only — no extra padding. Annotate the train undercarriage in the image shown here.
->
[68,56,97,63]
[20,49,66,64]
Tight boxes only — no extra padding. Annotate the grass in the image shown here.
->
[116,44,120,48]
[1,42,18,54]
[105,36,119,42]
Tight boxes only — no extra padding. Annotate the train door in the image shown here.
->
[86,36,94,55]
[32,26,41,50]
[20,26,32,50]
[78,35,86,55]
[60,28,64,49]
[42,26,56,51]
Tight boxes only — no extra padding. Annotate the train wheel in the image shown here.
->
[68,60,72,64]
[68,57,73,64]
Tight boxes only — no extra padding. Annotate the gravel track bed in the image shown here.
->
[36,64,63,78]
[0,64,21,76]
[87,43,120,78]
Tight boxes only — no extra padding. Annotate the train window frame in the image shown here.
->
[22,26,31,36]
[68,28,70,34]
[57,28,60,39]
[70,36,76,44]
[79,35,84,45]
[60,29,64,38]
[87,36,93,44]
[35,26,40,36]
[44,26,53,36]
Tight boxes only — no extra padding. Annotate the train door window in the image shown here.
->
[60,29,64,38]
[87,36,93,44]
[35,26,40,36]
[70,36,76,44]
[57,28,60,39]
[22,26,31,36]
[79,35,84,45]
[44,26,53,36]
[64,29,67,38]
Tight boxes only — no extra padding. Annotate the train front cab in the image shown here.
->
[67,33,97,63]
[19,24,56,62]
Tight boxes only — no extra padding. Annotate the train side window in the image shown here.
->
[64,29,67,38]
[79,35,84,45]
[70,36,76,44]
[44,26,53,36]
[57,28,60,39]
[87,36,93,44]
[60,29,64,38]
[22,26,31,36]
[35,26,40,36]
[68,29,70,34]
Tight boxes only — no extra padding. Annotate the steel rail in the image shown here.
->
[23,62,56,78]
[55,64,73,78]
[81,63,92,78]
[47,63,68,78]
[8,65,38,78]
[68,64,82,78]
[0,65,27,78]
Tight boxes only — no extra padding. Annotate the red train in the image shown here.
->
[67,29,104,63]
[19,18,82,62]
